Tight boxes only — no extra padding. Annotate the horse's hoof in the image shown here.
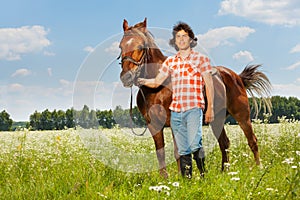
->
[222,162,230,172]
[159,169,168,179]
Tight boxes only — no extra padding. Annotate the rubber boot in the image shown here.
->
[193,148,206,178]
[179,154,192,179]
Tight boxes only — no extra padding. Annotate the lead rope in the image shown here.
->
[129,86,148,136]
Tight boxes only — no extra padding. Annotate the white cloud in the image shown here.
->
[232,50,254,63]
[0,25,51,61]
[43,51,55,56]
[8,83,24,92]
[0,79,130,121]
[197,26,255,50]
[11,68,32,77]
[47,68,52,77]
[218,0,300,26]
[59,79,71,86]
[272,83,300,98]
[290,44,300,53]
[0,82,74,121]
[83,46,95,53]
[104,41,120,56]
[285,61,300,70]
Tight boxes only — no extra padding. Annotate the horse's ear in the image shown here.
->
[123,19,129,31]
[141,17,147,32]
[140,17,147,33]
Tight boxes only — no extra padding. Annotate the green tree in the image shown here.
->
[29,111,42,130]
[0,110,13,131]
[113,106,146,128]
[113,106,130,127]
[56,110,67,130]
[78,105,90,128]
[89,109,99,128]
[96,109,116,128]
[40,109,53,130]
[66,108,75,128]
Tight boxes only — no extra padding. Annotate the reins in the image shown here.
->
[129,86,148,136]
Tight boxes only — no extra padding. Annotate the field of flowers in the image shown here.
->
[0,118,299,199]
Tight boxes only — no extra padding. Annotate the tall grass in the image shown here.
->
[0,119,299,199]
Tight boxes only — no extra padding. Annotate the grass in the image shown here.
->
[0,119,299,199]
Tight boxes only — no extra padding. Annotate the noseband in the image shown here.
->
[120,48,148,66]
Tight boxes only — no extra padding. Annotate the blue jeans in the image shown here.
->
[171,108,203,156]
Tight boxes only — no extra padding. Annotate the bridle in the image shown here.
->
[118,43,149,81]
[120,47,148,66]
[118,31,150,136]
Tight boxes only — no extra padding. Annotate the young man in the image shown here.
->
[138,22,214,178]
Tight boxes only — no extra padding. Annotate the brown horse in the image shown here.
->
[119,18,271,178]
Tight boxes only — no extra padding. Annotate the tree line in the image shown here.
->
[0,95,300,131]
[1,105,146,131]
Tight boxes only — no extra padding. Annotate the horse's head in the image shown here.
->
[119,18,150,87]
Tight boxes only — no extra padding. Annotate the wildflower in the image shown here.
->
[296,151,300,156]
[149,186,161,192]
[172,182,180,187]
[291,166,297,169]
[17,144,22,151]
[266,188,274,191]
[242,153,249,158]
[159,185,170,191]
[149,185,170,195]
[231,177,240,181]
[282,158,294,164]
[97,193,107,198]
[228,171,239,175]
[224,162,230,167]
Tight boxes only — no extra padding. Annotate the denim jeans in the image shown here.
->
[171,107,203,156]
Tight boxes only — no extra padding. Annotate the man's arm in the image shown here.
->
[202,71,214,123]
[137,72,168,88]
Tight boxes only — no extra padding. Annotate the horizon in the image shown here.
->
[1,0,300,121]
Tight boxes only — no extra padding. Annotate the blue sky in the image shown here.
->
[1,0,300,121]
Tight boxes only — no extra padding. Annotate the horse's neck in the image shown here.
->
[144,47,166,78]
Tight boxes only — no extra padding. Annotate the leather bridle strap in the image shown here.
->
[129,86,148,136]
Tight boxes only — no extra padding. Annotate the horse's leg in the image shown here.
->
[218,128,230,171]
[171,130,180,174]
[210,113,230,171]
[237,117,260,165]
[145,104,169,178]
[230,98,260,166]
[148,126,168,178]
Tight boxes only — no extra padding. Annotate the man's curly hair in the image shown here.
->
[169,22,198,51]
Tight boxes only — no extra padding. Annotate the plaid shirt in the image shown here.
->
[159,50,212,112]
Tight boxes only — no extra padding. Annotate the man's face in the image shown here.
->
[175,30,191,51]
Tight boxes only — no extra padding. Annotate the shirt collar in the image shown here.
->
[175,49,195,59]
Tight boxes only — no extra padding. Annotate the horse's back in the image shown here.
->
[214,66,250,118]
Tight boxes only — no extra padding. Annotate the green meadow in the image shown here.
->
[0,118,299,199]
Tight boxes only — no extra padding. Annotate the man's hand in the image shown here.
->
[205,108,214,123]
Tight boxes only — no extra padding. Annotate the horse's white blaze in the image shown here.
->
[126,38,134,46]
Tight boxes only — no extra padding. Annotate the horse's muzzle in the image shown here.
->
[120,71,135,88]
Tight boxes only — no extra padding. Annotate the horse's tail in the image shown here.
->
[239,64,272,117]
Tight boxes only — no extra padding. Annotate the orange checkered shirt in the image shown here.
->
[159,50,212,112]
